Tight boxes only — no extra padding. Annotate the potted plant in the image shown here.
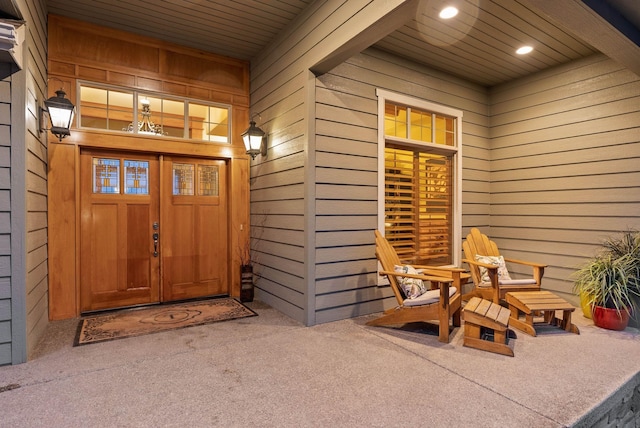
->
[572,230,640,330]
[602,230,640,327]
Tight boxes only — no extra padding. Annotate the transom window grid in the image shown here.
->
[78,83,231,143]
[384,102,455,146]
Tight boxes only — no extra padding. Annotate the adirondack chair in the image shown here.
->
[367,230,463,343]
[462,228,546,304]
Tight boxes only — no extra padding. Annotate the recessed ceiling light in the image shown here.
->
[439,6,459,19]
[516,46,533,55]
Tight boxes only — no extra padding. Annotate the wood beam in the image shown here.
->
[311,0,421,76]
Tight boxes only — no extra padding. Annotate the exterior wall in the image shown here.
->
[249,0,412,325]
[313,48,490,323]
[0,0,49,365]
[255,9,639,323]
[0,61,16,365]
[24,1,50,362]
[489,54,640,303]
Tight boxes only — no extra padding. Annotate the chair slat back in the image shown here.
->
[463,228,500,285]
[374,230,405,304]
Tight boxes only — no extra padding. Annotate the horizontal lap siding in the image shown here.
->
[25,7,50,362]
[26,127,49,356]
[489,54,640,303]
[248,0,338,324]
[250,0,412,325]
[0,1,48,364]
[314,48,489,324]
[0,71,10,364]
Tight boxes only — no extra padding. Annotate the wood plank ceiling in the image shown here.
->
[46,0,638,88]
[376,0,597,86]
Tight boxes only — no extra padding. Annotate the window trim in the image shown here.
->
[376,88,463,274]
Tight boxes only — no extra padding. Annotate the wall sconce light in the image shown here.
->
[40,89,75,141]
[241,114,267,159]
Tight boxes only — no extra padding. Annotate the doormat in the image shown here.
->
[74,298,257,346]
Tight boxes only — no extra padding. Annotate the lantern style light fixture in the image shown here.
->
[41,89,76,141]
[241,114,267,159]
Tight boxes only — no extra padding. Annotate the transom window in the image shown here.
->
[78,83,231,143]
[377,89,462,267]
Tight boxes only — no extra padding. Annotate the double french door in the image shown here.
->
[79,149,228,312]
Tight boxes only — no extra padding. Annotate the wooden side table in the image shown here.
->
[505,290,580,336]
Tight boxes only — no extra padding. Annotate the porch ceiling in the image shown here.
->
[46,0,639,87]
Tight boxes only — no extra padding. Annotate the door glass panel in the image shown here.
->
[92,158,120,194]
[124,160,150,195]
[198,165,219,196]
[172,163,194,195]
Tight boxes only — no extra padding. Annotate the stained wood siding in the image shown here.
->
[313,48,490,323]
[489,54,640,304]
[249,0,413,325]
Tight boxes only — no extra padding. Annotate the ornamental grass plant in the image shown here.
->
[573,230,640,318]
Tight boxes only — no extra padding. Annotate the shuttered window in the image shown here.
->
[384,146,452,265]
[377,90,462,268]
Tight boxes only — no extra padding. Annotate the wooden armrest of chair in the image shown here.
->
[413,264,466,273]
[502,257,547,268]
[502,258,545,283]
[462,258,500,271]
[378,270,454,284]
[416,266,469,290]
[379,270,455,293]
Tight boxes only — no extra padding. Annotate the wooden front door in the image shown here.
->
[80,151,229,312]
[161,157,228,301]
[80,150,160,312]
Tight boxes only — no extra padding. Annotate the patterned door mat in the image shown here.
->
[75,298,257,346]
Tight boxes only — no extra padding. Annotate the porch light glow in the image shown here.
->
[43,89,76,141]
[242,115,267,159]
[516,46,533,55]
[439,6,459,19]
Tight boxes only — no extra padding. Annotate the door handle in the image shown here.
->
[153,232,159,257]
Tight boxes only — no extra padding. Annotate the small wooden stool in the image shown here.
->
[505,290,580,336]
[463,297,514,357]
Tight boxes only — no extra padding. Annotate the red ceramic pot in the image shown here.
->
[592,306,630,331]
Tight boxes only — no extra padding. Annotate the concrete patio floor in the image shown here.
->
[0,300,639,427]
